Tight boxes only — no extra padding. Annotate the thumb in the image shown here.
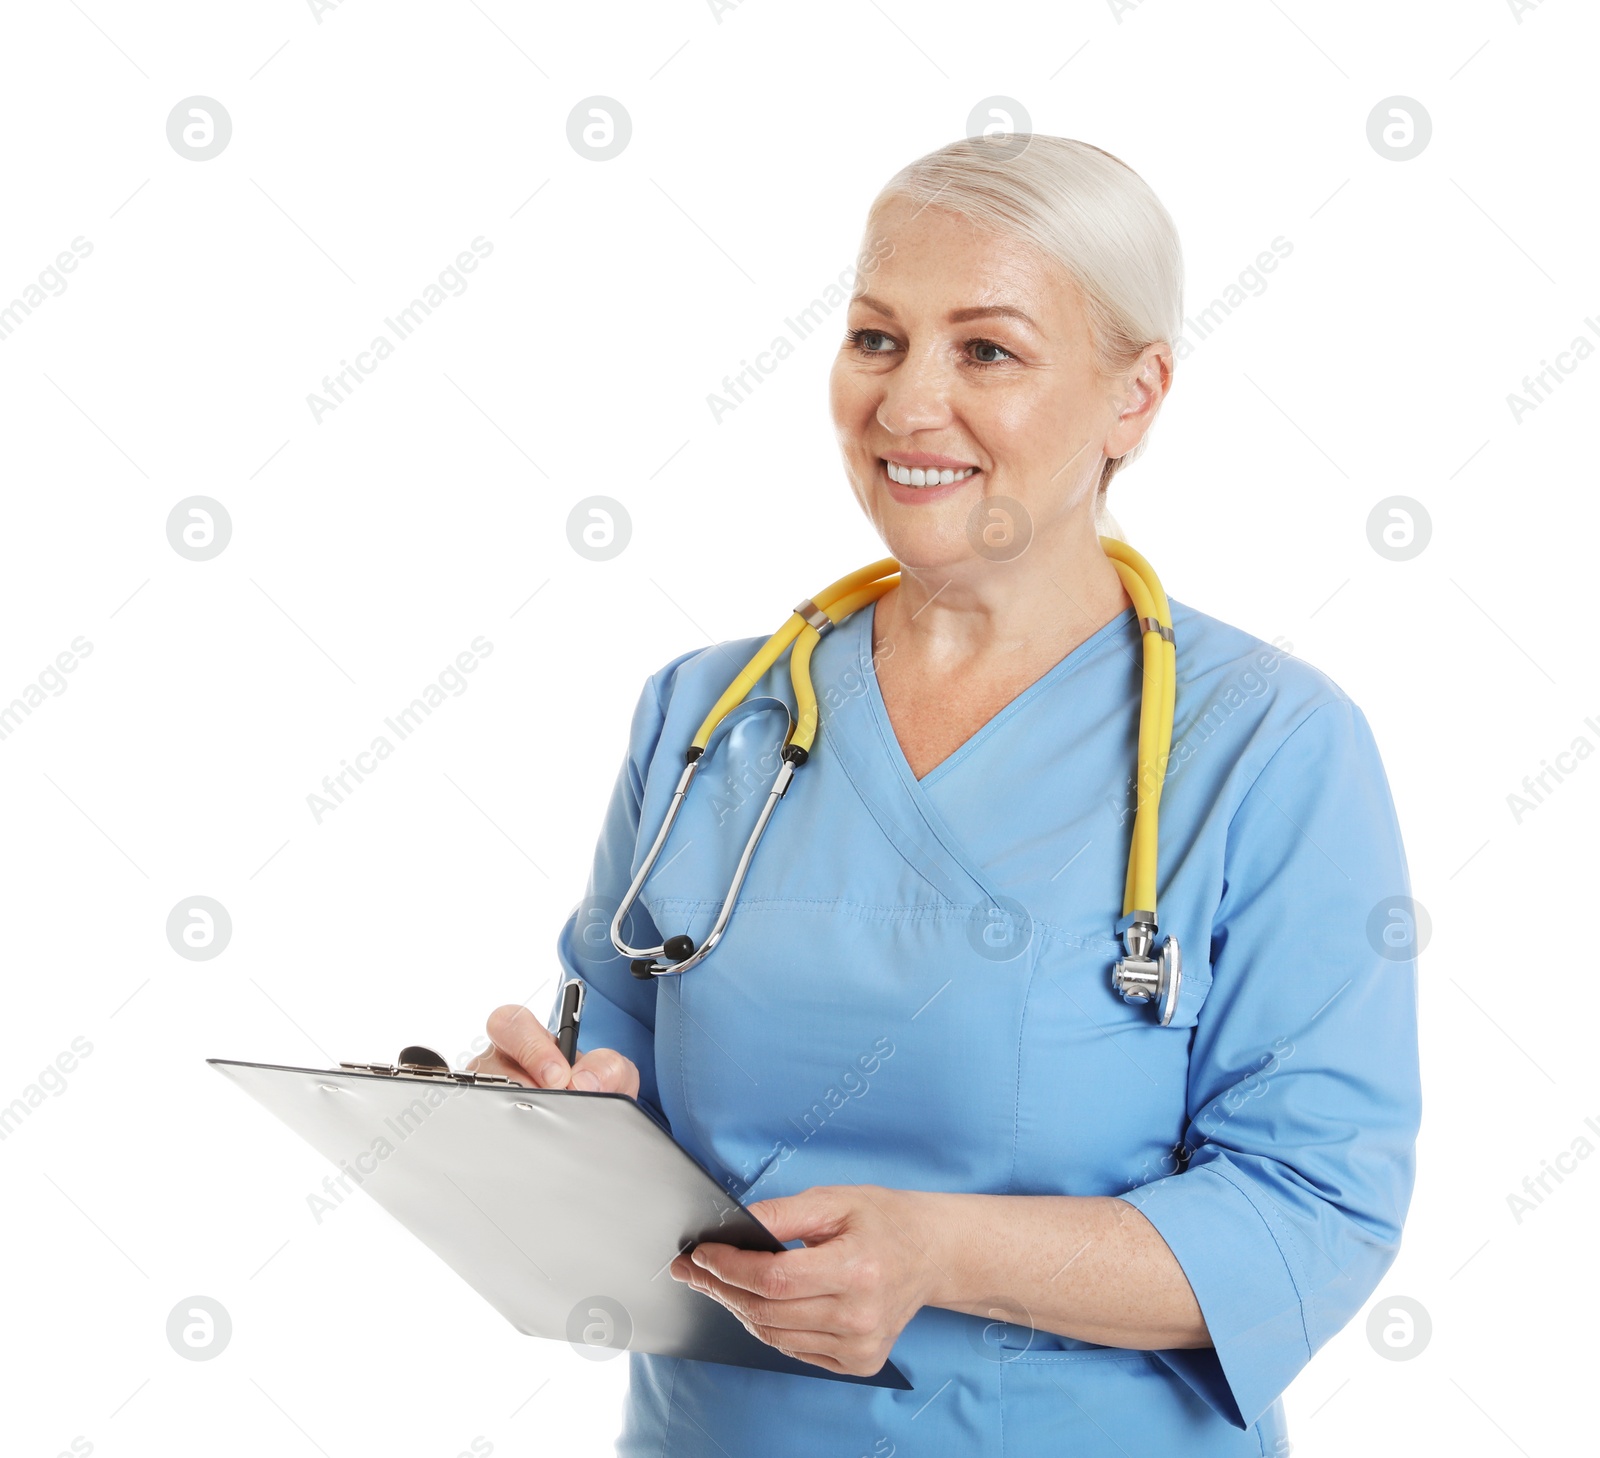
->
[747,1187,849,1246]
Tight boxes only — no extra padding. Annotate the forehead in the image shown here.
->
[856,197,1073,319]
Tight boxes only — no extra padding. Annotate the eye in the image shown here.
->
[968,339,1015,365]
[846,327,898,355]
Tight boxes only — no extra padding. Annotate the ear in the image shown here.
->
[1104,343,1173,461]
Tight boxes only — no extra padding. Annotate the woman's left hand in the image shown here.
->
[668,1184,931,1377]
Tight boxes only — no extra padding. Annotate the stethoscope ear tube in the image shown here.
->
[616,698,798,979]
[628,752,799,978]
[616,566,900,977]
[610,756,699,965]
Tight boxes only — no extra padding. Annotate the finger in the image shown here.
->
[745,1328,890,1380]
[684,1238,846,1300]
[705,1258,892,1378]
[747,1322,847,1362]
[669,1252,836,1320]
[485,1003,569,1088]
[568,1047,639,1097]
[764,1344,847,1374]
[747,1188,851,1246]
[751,1336,894,1381]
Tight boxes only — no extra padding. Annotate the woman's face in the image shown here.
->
[830,195,1165,573]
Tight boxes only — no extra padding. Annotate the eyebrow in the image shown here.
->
[851,294,1040,330]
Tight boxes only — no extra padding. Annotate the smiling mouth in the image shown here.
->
[881,459,980,488]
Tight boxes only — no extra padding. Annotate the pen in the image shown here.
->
[555,979,584,1068]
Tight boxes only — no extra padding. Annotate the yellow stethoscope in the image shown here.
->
[609,538,1183,1025]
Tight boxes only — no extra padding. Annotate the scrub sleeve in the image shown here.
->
[1117,698,1421,1428]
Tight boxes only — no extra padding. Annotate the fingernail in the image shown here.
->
[538,1061,568,1086]
[571,1069,600,1091]
[690,1248,708,1267]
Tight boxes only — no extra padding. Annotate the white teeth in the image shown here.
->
[885,461,976,487]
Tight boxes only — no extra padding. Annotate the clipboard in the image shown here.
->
[209,1050,911,1389]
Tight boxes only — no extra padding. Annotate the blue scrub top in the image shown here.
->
[550,594,1421,1457]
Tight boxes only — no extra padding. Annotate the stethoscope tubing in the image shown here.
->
[610,540,1176,995]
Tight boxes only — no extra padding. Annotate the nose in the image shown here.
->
[874,348,955,438]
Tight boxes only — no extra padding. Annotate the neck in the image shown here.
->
[872,517,1132,671]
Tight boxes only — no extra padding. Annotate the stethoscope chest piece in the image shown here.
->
[1111,919,1183,1027]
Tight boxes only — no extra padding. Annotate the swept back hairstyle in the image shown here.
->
[865,135,1184,530]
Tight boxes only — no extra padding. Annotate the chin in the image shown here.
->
[871,508,986,573]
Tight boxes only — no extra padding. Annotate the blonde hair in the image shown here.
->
[866,135,1184,521]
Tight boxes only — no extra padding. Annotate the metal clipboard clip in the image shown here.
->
[338,1044,519,1086]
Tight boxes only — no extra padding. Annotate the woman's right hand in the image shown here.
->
[467,1003,640,1097]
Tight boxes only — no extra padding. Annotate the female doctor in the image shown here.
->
[471,136,1421,1455]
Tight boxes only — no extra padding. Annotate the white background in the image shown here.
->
[2,1,1594,1454]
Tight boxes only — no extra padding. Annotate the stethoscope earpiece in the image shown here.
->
[629,934,698,979]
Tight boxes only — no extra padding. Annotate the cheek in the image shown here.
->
[988,376,1105,493]
[960,389,1052,489]
[829,363,875,434]
[830,372,882,514]
[1000,377,1080,442]
[982,393,1039,448]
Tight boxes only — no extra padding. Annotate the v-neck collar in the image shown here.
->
[808,601,1140,911]
[857,598,1139,791]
